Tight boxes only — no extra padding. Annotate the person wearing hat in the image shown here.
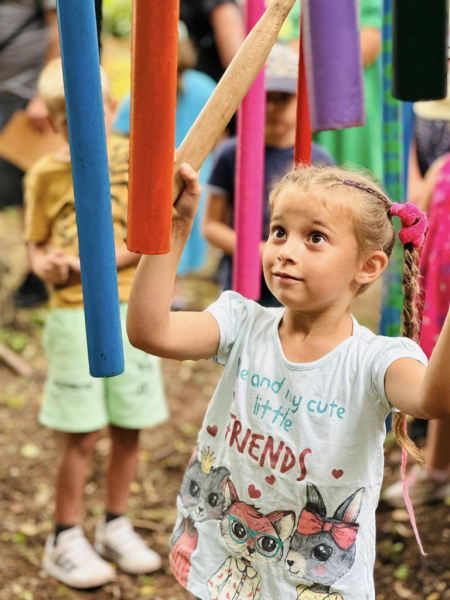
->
[203,43,335,308]
[406,87,450,209]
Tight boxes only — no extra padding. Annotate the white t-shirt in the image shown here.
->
[170,292,427,600]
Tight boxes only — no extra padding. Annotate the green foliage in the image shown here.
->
[102,0,132,38]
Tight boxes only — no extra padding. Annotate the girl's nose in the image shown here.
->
[277,247,296,264]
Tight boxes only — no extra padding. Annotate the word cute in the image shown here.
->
[238,365,346,422]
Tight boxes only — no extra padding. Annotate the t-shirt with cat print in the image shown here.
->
[170,291,427,600]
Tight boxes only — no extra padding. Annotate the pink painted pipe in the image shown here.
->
[233,0,266,300]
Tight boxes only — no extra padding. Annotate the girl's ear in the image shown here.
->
[355,250,389,286]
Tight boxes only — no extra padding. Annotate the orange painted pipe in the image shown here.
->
[127,0,179,255]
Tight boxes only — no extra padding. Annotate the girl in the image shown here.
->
[127,164,449,600]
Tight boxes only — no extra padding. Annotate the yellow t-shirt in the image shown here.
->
[24,137,135,309]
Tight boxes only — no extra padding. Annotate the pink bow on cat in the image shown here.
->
[296,509,359,550]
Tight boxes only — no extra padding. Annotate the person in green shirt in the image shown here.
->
[279,0,383,183]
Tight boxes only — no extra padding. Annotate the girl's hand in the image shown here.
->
[173,163,201,227]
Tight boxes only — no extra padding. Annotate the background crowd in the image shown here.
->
[0,1,450,599]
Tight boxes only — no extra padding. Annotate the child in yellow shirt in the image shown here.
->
[24,59,167,589]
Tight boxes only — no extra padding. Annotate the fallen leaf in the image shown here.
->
[394,581,420,600]
[130,482,141,494]
[392,509,410,522]
[20,443,40,459]
[426,594,440,600]
[139,586,155,595]
[20,523,38,536]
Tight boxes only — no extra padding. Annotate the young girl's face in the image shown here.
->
[262,189,364,312]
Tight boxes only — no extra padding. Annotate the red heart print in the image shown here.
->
[248,484,261,499]
[207,425,218,437]
[332,469,344,479]
[265,475,276,486]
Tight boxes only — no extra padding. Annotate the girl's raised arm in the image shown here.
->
[127,164,221,362]
[385,311,450,420]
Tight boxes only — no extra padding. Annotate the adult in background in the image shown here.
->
[0,0,102,307]
[179,0,244,84]
[1,0,59,306]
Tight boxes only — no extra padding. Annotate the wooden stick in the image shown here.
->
[173,0,296,201]
[0,341,34,379]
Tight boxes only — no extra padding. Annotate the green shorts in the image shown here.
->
[40,304,168,433]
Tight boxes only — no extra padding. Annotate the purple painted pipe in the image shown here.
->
[303,0,365,132]
[233,0,266,299]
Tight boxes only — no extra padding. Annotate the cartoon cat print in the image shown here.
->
[170,446,231,587]
[286,483,365,600]
[208,479,295,600]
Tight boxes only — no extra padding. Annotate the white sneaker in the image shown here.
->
[95,516,162,575]
[43,526,116,589]
[382,464,450,507]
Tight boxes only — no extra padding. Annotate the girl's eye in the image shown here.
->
[309,232,326,245]
[271,226,286,239]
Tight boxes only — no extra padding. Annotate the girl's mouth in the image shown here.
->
[273,272,301,282]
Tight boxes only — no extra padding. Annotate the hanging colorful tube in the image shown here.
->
[294,16,312,166]
[233,0,266,300]
[302,0,365,132]
[56,0,124,377]
[392,0,448,102]
[127,0,179,255]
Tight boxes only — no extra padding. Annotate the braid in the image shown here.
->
[393,241,425,467]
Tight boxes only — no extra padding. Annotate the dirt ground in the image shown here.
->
[1,209,449,600]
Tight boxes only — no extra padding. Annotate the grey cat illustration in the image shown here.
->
[286,483,365,600]
[178,446,231,523]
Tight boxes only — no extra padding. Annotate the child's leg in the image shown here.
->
[55,430,102,525]
[426,418,450,472]
[105,425,140,514]
[96,425,161,574]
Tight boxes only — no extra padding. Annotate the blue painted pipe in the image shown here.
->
[56,0,124,377]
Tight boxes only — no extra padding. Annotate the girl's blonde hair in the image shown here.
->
[269,165,424,467]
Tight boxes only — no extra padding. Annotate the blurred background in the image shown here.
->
[0,1,449,599]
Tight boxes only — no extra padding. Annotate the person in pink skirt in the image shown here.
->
[384,148,450,506]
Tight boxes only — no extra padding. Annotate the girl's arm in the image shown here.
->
[202,192,236,255]
[116,243,141,269]
[127,164,220,362]
[385,313,450,420]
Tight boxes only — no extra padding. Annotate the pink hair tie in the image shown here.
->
[390,203,427,248]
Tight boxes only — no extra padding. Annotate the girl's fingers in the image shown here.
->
[180,163,201,196]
